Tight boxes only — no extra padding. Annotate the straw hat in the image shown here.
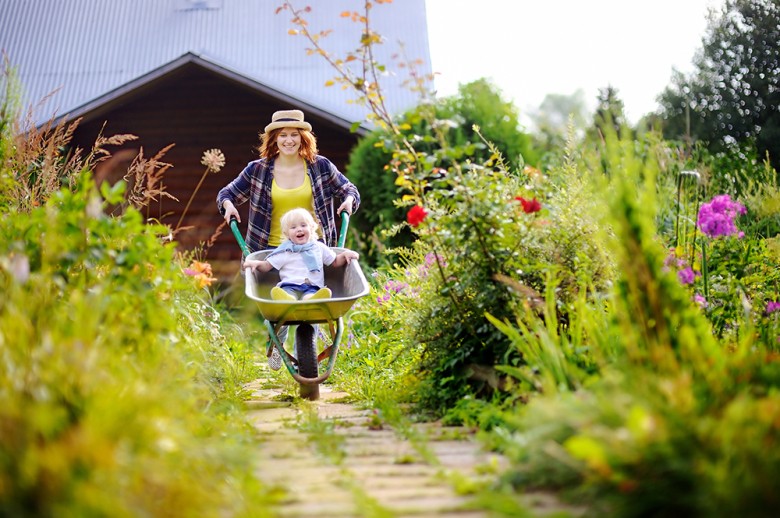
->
[264,109,312,133]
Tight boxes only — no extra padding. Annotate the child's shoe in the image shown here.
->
[303,287,332,300]
[271,286,296,301]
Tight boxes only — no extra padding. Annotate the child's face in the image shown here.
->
[285,218,312,245]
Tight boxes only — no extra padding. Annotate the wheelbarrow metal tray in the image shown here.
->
[244,247,369,324]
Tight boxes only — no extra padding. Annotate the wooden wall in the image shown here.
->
[69,63,360,281]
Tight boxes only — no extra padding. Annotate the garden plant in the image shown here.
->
[282,1,780,516]
[2,0,780,516]
[0,65,272,516]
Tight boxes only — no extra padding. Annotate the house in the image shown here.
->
[0,0,432,278]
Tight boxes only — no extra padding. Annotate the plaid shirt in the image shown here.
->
[216,155,360,252]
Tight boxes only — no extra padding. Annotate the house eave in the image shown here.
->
[49,52,369,136]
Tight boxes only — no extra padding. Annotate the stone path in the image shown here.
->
[245,377,582,518]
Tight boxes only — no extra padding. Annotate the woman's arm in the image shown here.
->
[320,156,361,214]
[216,161,260,222]
[309,157,361,246]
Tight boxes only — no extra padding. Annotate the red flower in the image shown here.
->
[407,205,428,227]
[515,196,541,214]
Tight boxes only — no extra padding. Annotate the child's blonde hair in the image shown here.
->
[280,208,319,242]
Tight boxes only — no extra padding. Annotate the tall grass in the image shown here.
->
[481,131,780,517]
[0,66,269,516]
[342,123,780,515]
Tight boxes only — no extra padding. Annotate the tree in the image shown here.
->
[531,90,589,131]
[437,78,538,172]
[528,89,589,161]
[589,85,628,140]
[657,0,780,170]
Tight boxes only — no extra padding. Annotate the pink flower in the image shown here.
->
[678,267,697,285]
[694,294,708,309]
[377,293,391,305]
[384,280,408,293]
[697,194,746,238]
[767,301,780,315]
[376,280,409,305]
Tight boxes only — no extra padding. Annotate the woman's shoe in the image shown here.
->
[268,347,282,371]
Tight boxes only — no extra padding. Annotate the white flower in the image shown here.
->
[200,148,225,173]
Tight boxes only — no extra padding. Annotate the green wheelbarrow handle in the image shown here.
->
[228,217,251,258]
[337,211,350,248]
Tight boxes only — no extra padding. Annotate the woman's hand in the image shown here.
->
[336,195,354,216]
[222,200,239,224]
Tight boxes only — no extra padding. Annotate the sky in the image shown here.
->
[425,0,724,126]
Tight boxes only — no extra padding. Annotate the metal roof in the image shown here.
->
[0,0,432,127]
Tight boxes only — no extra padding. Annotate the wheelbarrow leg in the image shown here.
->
[267,319,344,401]
[295,324,320,401]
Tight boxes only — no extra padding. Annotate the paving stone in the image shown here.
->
[246,379,584,517]
[247,383,489,516]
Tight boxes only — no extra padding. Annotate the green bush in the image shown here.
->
[344,131,415,266]
[0,172,267,516]
[329,289,422,406]
[479,131,780,516]
[346,79,540,267]
[437,78,539,172]
[346,124,780,514]
[0,78,267,515]
[362,128,613,415]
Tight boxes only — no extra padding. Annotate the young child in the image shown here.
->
[244,207,359,300]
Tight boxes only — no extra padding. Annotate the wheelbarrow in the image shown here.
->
[229,213,369,400]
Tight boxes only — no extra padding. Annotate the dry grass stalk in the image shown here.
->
[122,143,178,214]
[175,148,225,232]
[203,220,226,255]
[89,126,139,165]
[493,273,546,314]
[9,110,84,212]
[4,105,147,215]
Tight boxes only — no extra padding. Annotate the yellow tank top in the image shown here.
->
[269,172,314,246]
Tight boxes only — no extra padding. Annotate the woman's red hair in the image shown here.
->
[259,128,318,162]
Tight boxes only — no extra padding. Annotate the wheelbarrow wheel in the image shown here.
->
[295,324,320,401]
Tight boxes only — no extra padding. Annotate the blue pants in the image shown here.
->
[278,282,322,298]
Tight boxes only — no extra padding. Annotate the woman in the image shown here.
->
[217,109,360,370]
[217,109,360,252]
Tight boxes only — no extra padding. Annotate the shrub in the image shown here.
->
[367,129,613,415]
[330,281,422,406]
[0,79,266,514]
[480,131,780,517]
[345,79,540,267]
[0,172,267,516]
